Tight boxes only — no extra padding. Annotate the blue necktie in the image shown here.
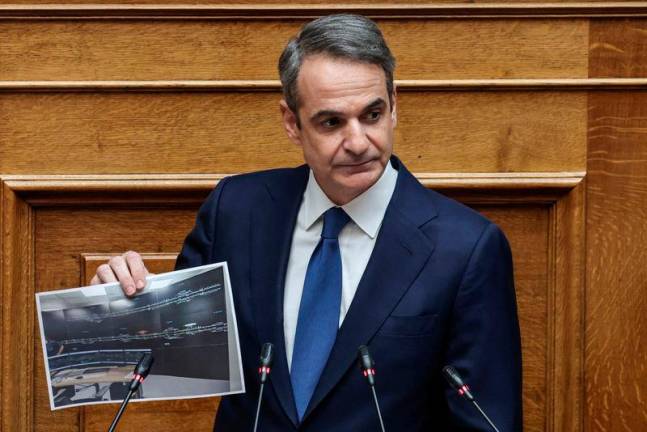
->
[291,207,350,420]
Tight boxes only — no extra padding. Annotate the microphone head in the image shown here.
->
[129,353,154,392]
[134,353,154,380]
[442,365,474,400]
[357,345,375,371]
[442,365,465,389]
[357,345,376,386]
[260,343,274,367]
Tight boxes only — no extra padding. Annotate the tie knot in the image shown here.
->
[321,207,350,239]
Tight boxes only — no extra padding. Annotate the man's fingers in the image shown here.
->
[124,251,148,292]
[109,255,137,296]
[95,263,118,284]
[92,252,149,296]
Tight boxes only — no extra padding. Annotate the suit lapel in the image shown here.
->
[303,160,438,420]
[250,166,309,427]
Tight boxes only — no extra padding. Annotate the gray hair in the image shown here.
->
[278,14,396,118]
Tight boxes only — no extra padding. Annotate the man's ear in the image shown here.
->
[280,99,302,147]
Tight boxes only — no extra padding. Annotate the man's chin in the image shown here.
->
[334,167,382,196]
[335,159,381,175]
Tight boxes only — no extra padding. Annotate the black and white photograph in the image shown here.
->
[36,262,244,410]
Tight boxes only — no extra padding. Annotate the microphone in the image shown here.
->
[259,342,274,384]
[253,343,274,432]
[357,345,385,432]
[442,365,500,432]
[108,353,154,432]
[129,352,154,392]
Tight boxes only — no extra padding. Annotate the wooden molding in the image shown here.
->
[0,81,281,93]
[3,174,227,193]
[549,180,585,431]
[397,79,647,91]
[1,175,223,206]
[1,172,584,197]
[2,3,647,20]
[2,79,647,92]
[0,173,585,209]
[0,182,35,431]
[417,171,585,190]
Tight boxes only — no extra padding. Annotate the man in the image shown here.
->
[92,14,522,430]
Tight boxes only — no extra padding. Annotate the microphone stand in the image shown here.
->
[107,353,154,432]
[253,343,274,432]
[108,388,137,432]
[253,381,267,432]
[357,345,386,432]
[369,385,386,432]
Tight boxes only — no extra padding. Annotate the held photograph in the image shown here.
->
[36,262,244,410]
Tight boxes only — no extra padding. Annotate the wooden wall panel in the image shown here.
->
[34,208,195,296]
[0,19,588,80]
[0,173,585,432]
[397,92,587,173]
[476,205,549,432]
[586,19,647,432]
[585,92,647,431]
[586,94,647,428]
[28,194,555,432]
[590,19,647,78]
[0,91,587,175]
[388,19,587,80]
[0,20,295,81]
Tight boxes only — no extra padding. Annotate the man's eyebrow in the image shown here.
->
[309,98,387,122]
[363,98,386,111]
[310,109,343,122]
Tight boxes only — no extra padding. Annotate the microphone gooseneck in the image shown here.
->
[253,343,275,432]
[108,353,154,432]
[357,345,386,432]
[442,365,500,432]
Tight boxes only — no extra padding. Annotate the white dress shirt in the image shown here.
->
[284,162,398,370]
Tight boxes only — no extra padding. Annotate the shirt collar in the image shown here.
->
[302,161,398,238]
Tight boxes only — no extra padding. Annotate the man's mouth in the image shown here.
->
[339,159,374,168]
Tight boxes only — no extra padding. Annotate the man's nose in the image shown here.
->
[342,119,370,154]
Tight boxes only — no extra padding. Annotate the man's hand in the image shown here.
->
[90,251,149,296]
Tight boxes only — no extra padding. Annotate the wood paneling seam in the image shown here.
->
[2,3,647,19]
[547,198,558,432]
[0,182,4,423]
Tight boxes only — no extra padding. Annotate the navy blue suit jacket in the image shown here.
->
[175,157,522,431]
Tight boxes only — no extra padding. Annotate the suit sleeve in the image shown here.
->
[175,177,229,271]
[444,223,523,431]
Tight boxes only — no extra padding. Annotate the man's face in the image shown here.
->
[280,55,396,205]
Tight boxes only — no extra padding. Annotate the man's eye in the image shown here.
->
[365,111,381,122]
[321,118,340,128]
